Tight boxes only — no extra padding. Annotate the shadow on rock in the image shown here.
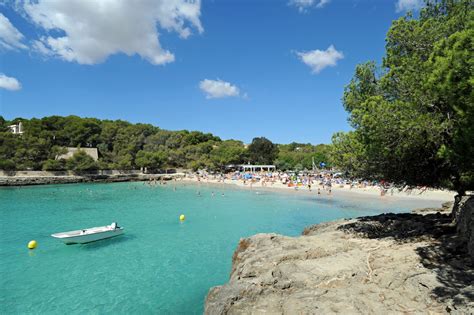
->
[338,211,473,311]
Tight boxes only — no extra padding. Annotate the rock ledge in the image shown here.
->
[205,202,473,314]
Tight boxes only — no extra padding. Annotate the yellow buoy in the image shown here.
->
[179,214,185,221]
[28,240,37,250]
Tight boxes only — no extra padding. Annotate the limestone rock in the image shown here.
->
[205,211,473,314]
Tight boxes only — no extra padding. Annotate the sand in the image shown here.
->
[182,176,456,202]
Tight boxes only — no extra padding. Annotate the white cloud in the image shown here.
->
[296,45,344,74]
[315,0,330,8]
[396,0,424,12]
[199,79,241,99]
[289,0,330,12]
[0,13,27,50]
[20,0,203,65]
[0,74,21,91]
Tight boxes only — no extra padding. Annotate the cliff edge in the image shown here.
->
[205,199,473,314]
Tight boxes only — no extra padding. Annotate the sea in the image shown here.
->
[0,181,445,314]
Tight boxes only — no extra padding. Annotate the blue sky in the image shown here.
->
[0,0,423,144]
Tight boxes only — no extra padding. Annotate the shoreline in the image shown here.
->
[181,177,456,202]
[0,170,455,203]
[0,172,184,186]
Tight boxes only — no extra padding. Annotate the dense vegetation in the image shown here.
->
[0,116,330,172]
[331,0,473,194]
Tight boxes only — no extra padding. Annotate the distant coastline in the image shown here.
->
[0,170,184,186]
[1,170,455,203]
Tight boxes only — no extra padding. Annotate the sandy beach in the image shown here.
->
[181,176,456,202]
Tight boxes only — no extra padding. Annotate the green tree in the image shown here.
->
[42,159,66,171]
[0,159,16,170]
[0,115,332,173]
[247,137,279,165]
[210,140,246,170]
[135,151,168,170]
[276,143,331,170]
[0,116,8,132]
[66,151,98,171]
[332,0,473,194]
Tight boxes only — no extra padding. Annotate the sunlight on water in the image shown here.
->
[0,182,443,314]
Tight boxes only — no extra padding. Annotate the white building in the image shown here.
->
[8,122,24,134]
[56,148,99,161]
[238,164,276,172]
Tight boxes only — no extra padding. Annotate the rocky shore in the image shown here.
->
[205,198,473,314]
[0,171,183,186]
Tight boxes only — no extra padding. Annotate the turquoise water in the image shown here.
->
[0,182,444,314]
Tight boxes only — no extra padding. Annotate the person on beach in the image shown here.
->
[317,188,321,195]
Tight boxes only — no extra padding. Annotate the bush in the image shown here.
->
[0,159,16,171]
[66,151,98,171]
[42,159,66,171]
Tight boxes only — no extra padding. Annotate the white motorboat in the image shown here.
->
[51,222,124,245]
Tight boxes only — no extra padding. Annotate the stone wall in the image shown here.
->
[56,147,99,161]
[0,170,143,177]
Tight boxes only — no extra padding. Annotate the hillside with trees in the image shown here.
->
[0,116,330,172]
[331,0,473,195]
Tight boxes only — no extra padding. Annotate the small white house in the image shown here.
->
[8,122,24,134]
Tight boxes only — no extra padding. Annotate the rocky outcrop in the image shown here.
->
[205,208,474,314]
[0,175,83,186]
[0,173,182,186]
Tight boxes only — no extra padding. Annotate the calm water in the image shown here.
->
[0,182,444,314]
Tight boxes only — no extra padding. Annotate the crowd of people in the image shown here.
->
[188,170,399,196]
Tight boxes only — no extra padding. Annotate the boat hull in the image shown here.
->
[52,228,124,244]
